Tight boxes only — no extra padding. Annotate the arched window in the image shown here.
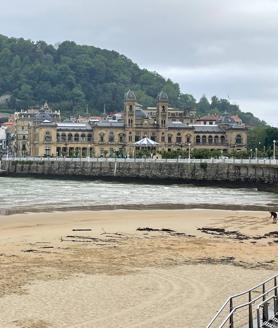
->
[119,133,124,143]
[221,135,225,145]
[69,147,74,157]
[109,132,114,143]
[208,135,213,144]
[186,135,191,143]
[128,132,132,142]
[129,105,133,112]
[162,106,166,113]
[45,131,52,143]
[87,134,92,142]
[68,133,73,142]
[44,146,50,156]
[81,133,86,142]
[62,147,67,156]
[202,135,207,144]
[61,133,67,142]
[168,134,172,143]
[57,133,61,142]
[74,133,80,142]
[82,148,87,157]
[235,134,242,144]
[214,135,219,144]
[176,132,182,143]
[196,135,200,144]
[99,132,105,143]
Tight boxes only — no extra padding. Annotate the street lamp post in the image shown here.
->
[188,143,191,161]
[255,147,258,159]
[274,140,276,160]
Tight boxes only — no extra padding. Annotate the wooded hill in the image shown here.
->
[0,34,265,126]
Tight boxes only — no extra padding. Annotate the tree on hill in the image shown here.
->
[0,34,267,127]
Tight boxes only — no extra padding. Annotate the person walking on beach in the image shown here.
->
[270,211,277,224]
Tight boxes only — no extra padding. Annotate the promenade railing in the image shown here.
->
[207,273,278,328]
[1,156,278,166]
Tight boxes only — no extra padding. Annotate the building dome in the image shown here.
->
[157,91,168,102]
[124,90,136,101]
[218,111,233,124]
[34,111,53,123]
[135,108,148,119]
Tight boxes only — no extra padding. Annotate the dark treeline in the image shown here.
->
[0,34,266,127]
[248,126,278,151]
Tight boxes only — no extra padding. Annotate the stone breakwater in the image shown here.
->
[1,159,278,189]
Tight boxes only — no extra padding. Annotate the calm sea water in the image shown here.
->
[0,177,277,214]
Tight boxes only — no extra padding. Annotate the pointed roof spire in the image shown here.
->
[157,91,168,102]
[43,101,49,110]
[124,89,136,101]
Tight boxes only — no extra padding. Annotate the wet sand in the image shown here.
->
[0,209,277,328]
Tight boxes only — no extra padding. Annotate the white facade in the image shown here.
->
[0,127,7,151]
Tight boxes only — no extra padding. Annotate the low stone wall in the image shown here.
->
[1,159,278,189]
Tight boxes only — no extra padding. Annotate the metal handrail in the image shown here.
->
[207,273,278,328]
[219,285,278,328]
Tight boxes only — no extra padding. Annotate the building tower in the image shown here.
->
[124,90,136,128]
[156,91,169,128]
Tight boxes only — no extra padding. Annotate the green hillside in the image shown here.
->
[0,34,266,126]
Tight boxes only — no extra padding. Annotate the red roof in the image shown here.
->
[230,115,242,123]
[197,114,220,121]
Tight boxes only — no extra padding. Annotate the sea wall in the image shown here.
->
[1,159,278,189]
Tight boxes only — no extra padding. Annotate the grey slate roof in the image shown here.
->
[192,125,225,133]
[57,123,92,131]
[135,108,148,119]
[34,111,53,123]
[95,121,125,128]
[168,122,191,129]
[224,124,247,130]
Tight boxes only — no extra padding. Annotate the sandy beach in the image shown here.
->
[0,209,277,328]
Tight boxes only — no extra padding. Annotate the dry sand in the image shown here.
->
[0,209,277,328]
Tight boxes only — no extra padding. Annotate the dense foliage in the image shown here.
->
[0,34,266,126]
[248,126,278,154]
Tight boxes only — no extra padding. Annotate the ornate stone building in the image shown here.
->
[14,102,60,156]
[14,91,247,157]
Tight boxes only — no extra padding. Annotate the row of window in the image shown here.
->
[196,135,226,145]
[44,131,243,145]
[46,132,125,143]
[56,133,93,143]
[195,135,242,145]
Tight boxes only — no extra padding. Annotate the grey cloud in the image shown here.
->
[0,0,277,125]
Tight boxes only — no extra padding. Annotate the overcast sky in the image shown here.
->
[0,0,277,126]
